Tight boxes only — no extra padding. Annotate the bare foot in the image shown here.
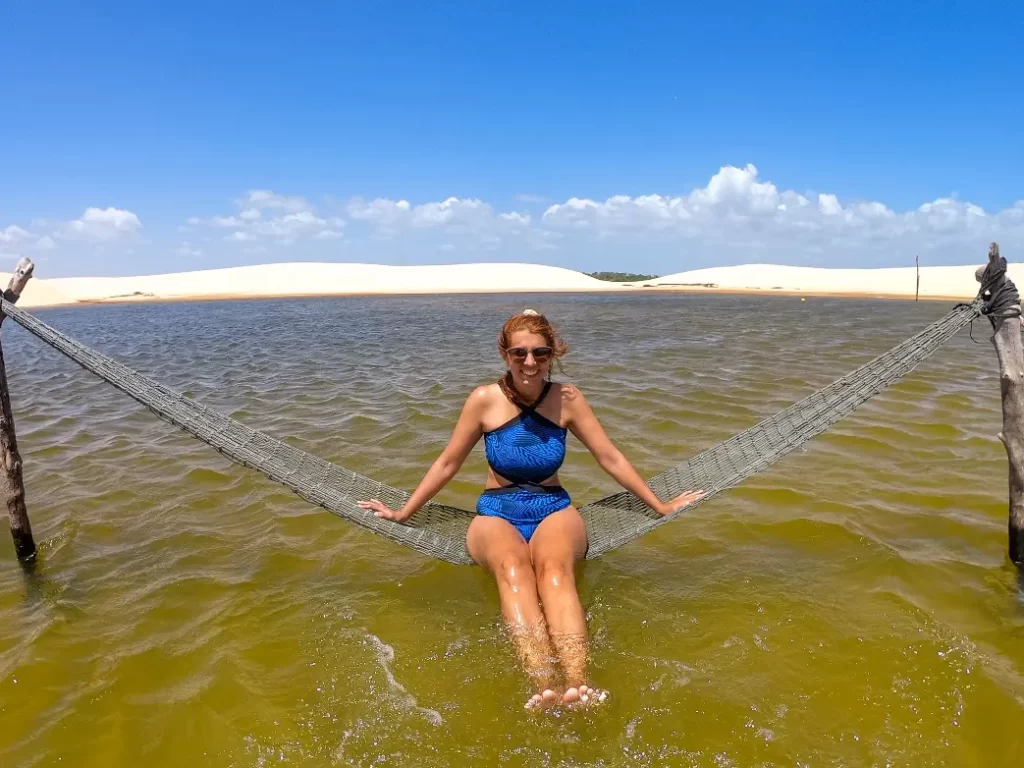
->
[565,684,608,707]
[524,688,560,710]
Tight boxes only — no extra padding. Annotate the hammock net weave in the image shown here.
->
[0,297,982,564]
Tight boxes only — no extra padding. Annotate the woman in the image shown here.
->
[359,310,703,708]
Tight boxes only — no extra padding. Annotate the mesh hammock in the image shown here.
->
[0,297,982,564]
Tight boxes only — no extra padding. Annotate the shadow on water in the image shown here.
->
[16,552,38,579]
[16,552,51,608]
[12,544,72,612]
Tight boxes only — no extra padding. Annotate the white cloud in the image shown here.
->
[189,214,249,228]
[536,164,1023,264]
[189,191,334,246]
[346,196,531,240]
[112,168,1024,269]
[818,194,843,216]
[690,163,780,210]
[541,166,823,231]
[1,224,57,253]
[174,242,203,257]
[5,208,140,254]
[411,197,489,227]
[63,207,142,241]
[0,225,32,243]
[248,211,329,239]
[500,212,531,226]
[239,189,309,213]
[346,197,411,226]
[279,211,326,230]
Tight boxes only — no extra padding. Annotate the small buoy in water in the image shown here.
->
[800,297,806,302]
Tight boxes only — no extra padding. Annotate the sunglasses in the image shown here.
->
[507,346,553,361]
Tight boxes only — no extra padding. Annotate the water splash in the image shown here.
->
[364,633,443,727]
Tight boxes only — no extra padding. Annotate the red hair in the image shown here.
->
[498,309,569,359]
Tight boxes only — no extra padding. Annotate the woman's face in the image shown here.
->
[503,330,553,388]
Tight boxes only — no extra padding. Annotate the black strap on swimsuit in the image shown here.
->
[497,375,552,414]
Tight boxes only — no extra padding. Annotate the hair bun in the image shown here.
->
[522,308,540,316]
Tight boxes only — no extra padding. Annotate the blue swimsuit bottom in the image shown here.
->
[477,381,571,541]
[477,484,572,542]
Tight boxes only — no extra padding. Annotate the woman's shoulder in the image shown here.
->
[468,382,502,406]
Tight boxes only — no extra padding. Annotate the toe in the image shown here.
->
[562,687,580,704]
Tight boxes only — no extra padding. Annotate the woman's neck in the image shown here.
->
[502,372,545,405]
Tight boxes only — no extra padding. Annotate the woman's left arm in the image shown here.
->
[564,385,703,516]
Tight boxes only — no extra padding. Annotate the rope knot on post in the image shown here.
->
[978,245,1022,318]
[976,242,1024,565]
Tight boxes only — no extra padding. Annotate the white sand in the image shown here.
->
[0,277,78,308]
[0,260,1010,309]
[643,263,1011,299]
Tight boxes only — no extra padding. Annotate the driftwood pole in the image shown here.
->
[0,258,36,562]
[915,254,920,301]
[976,243,1024,565]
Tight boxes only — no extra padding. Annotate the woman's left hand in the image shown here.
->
[357,499,411,522]
[655,489,705,516]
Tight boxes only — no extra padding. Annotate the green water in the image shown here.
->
[1,294,1022,767]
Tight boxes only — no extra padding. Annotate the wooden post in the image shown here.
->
[0,258,36,562]
[915,254,920,301]
[976,243,1024,565]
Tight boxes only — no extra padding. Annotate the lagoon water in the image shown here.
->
[1,293,1022,766]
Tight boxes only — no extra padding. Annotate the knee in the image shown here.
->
[496,553,535,591]
[535,559,574,591]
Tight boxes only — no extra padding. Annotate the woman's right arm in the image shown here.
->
[357,386,489,522]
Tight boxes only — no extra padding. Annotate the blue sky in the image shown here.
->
[2,1,1022,277]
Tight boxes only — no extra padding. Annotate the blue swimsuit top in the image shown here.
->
[484,381,567,487]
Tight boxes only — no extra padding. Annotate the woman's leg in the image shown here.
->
[529,506,602,704]
[467,515,560,705]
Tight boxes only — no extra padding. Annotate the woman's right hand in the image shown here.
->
[358,499,411,522]
[655,489,706,516]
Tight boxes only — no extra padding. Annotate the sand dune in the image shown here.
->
[10,262,614,308]
[0,277,78,308]
[0,259,1009,309]
[643,263,1010,299]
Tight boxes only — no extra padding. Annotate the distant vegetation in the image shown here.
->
[586,271,660,282]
